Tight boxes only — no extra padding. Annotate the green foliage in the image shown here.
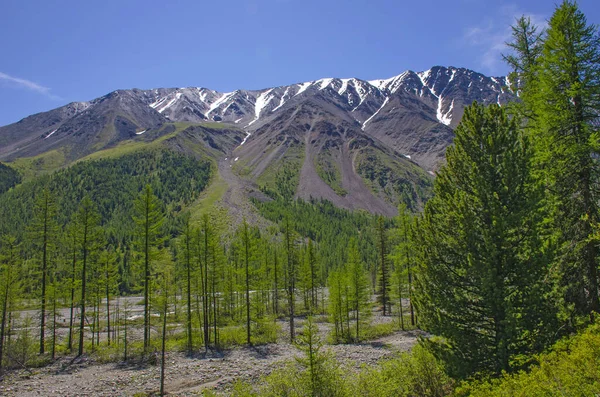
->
[415,103,557,378]
[456,323,600,397]
[0,149,211,242]
[536,0,600,319]
[354,344,452,397]
[356,148,433,211]
[315,153,347,196]
[253,198,377,271]
[0,163,21,194]
[234,342,451,397]
[505,0,600,321]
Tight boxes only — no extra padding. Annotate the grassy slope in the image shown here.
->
[7,122,233,181]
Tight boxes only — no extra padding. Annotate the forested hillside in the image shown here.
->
[0,1,599,396]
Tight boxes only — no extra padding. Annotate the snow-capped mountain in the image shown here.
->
[138,66,508,130]
[0,66,512,215]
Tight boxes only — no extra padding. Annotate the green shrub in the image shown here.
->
[353,344,452,397]
[455,323,600,397]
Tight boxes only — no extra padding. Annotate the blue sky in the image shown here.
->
[0,0,598,126]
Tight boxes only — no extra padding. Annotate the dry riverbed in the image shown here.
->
[0,317,420,396]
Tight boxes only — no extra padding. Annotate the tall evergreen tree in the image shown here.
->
[29,188,59,355]
[376,216,390,316]
[415,103,556,377]
[76,195,101,357]
[179,213,194,355]
[285,217,298,342]
[0,235,19,374]
[397,204,416,326]
[241,220,252,345]
[534,1,600,321]
[133,185,165,352]
[346,238,370,341]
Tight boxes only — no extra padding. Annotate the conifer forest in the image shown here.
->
[1,1,600,396]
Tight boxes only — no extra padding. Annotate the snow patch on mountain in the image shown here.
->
[438,99,454,126]
[149,96,167,109]
[318,78,333,90]
[362,97,389,130]
[351,79,370,111]
[339,79,352,95]
[295,82,313,96]
[248,89,275,126]
[272,87,291,112]
[206,91,236,117]
[157,93,182,114]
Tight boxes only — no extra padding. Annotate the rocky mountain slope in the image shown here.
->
[0,66,512,215]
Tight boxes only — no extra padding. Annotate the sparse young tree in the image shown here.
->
[346,238,371,341]
[376,216,390,316]
[0,235,19,374]
[29,188,59,355]
[178,213,194,355]
[100,247,118,345]
[285,218,298,342]
[133,185,164,353]
[76,196,101,357]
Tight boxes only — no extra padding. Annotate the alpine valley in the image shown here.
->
[0,66,512,218]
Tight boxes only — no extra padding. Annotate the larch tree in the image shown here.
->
[346,238,370,341]
[532,1,600,321]
[66,224,78,351]
[0,235,19,374]
[100,247,118,345]
[415,103,556,377]
[397,204,416,326]
[241,219,253,345]
[76,195,101,357]
[376,216,390,316]
[285,217,298,342]
[133,185,165,353]
[29,188,58,355]
[179,213,194,355]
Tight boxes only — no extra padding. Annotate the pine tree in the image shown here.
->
[415,103,556,377]
[133,185,164,353]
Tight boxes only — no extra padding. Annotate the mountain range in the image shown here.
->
[0,66,512,217]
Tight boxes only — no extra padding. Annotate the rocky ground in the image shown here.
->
[0,314,420,397]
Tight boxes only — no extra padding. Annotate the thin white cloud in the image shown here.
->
[0,71,60,99]
[461,4,547,74]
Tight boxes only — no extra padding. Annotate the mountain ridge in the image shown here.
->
[0,65,513,216]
